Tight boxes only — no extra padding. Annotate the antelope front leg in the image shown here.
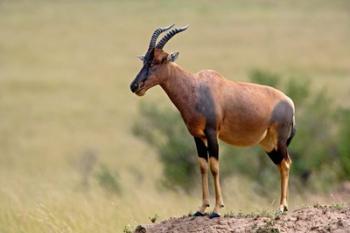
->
[193,137,210,216]
[206,129,224,218]
[196,158,210,215]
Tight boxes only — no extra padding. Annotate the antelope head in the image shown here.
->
[130,24,188,96]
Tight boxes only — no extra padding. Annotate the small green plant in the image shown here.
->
[259,210,274,218]
[134,225,146,233]
[249,69,279,87]
[224,210,273,219]
[149,214,159,223]
[332,203,344,210]
[76,149,97,190]
[123,225,133,233]
[313,203,323,208]
[255,219,280,233]
[96,164,121,194]
[256,226,280,233]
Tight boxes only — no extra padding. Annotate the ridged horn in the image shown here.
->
[156,25,189,49]
[145,24,175,58]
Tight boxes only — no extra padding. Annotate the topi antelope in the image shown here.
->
[130,25,296,218]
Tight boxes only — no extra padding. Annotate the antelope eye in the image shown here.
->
[150,65,157,72]
[150,62,158,68]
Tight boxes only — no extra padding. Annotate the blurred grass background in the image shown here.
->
[0,0,349,232]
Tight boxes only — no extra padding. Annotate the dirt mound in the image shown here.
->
[134,205,350,233]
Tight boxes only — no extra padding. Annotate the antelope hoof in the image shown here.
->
[209,212,221,219]
[276,205,288,215]
[279,205,288,212]
[275,209,283,216]
[193,211,206,217]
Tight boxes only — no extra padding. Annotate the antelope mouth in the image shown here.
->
[135,83,146,96]
[135,88,146,96]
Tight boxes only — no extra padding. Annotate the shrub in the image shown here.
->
[337,109,350,179]
[96,164,121,194]
[133,104,197,191]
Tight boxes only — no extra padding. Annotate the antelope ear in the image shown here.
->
[167,52,179,62]
[137,55,145,62]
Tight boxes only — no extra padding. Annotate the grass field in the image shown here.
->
[0,0,350,232]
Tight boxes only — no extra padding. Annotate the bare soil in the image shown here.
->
[134,205,350,233]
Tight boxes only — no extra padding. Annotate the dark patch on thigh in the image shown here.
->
[271,100,295,145]
[266,101,295,165]
[266,149,283,165]
[270,101,293,125]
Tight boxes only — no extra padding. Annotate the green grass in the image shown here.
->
[0,0,350,232]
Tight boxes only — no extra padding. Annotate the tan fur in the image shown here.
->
[259,124,279,152]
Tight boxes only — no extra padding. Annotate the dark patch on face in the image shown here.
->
[266,149,283,165]
[194,137,208,161]
[130,49,155,93]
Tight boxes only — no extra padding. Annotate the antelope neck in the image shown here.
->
[160,63,196,114]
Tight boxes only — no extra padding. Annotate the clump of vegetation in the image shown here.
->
[224,210,273,219]
[249,69,280,87]
[337,109,350,179]
[149,214,159,223]
[76,149,98,190]
[134,225,146,233]
[123,225,133,233]
[133,69,350,193]
[256,225,280,233]
[96,164,121,194]
[133,105,197,191]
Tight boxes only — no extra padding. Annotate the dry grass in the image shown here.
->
[0,0,349,232]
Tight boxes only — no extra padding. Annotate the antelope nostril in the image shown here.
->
[130,82,139,93]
